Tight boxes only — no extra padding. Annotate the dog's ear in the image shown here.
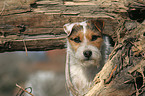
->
[91,20,104,32]
[63,23,75,36]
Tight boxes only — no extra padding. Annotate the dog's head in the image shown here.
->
[64,20,104,66]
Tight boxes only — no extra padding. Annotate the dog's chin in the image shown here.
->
[80,59,96,66]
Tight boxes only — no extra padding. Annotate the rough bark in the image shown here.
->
[0,0,117,52]
[86,19,145,95]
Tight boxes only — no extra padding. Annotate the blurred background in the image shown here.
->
[0,49,68,96]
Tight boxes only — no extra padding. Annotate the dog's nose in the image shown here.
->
[83,50,92,58]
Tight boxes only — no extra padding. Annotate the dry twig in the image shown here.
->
[16,83,34,96]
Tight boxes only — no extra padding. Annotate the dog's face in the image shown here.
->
[64,20,104,66]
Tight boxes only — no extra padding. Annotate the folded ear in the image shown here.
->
[91,20,104,32]
[63,23,75,36]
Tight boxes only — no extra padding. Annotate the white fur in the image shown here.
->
[75,42,101,66]
[65,21,104,95]
[64,23,75,36]
[66,40,102,95]
[79,21,87,34]
[64,21,111,96]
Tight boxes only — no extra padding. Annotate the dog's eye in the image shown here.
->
[71,37,81,43]
[91,35,100,41]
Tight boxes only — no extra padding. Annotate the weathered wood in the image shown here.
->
[0,14,116,35]
[0,36,66,52]
[0,11,117,52]
[0,0,122,53]
[0,0,35,15]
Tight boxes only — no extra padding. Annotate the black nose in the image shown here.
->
[83,50,92,58]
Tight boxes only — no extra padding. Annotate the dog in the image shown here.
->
[64,20,112,96]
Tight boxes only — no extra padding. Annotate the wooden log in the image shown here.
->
[0,0,35,15]
[0,11,117,52]
[0,36,66,52]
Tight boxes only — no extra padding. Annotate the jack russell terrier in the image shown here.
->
[64,20,112,96]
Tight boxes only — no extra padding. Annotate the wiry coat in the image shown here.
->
[64,20,111,95]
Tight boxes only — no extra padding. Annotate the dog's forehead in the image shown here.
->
[79,21,87,26]
[64,21,87,36]
[63,21,86,36]
[71,21,87,30]
[70,21,101,34]
[64,20,104,37]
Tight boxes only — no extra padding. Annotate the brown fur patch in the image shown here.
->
[89,38,103,49]
[68,25,84,52]
[68,23,103,52]
[85,29,103,49]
